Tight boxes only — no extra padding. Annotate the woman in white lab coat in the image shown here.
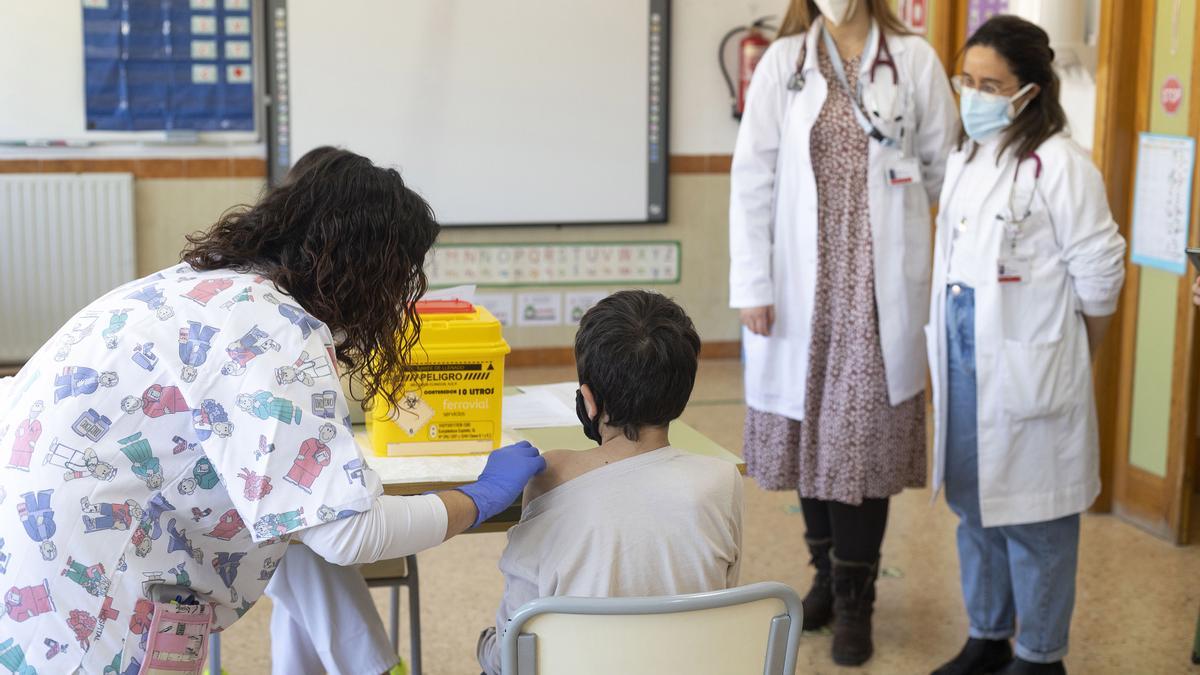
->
[729,0,956,665]
[926,16,1125,675]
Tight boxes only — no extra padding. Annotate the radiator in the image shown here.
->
[0,173,136,363]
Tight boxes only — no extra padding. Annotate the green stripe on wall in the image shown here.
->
[1128,0,1195,477]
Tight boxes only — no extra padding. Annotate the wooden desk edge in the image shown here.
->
[378,460,746,498]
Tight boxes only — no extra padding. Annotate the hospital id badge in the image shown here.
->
[997,257,1032,284]
[139,602,212,674]
[886,156,922,186]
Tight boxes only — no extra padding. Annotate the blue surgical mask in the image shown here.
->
[959,83,1035,142]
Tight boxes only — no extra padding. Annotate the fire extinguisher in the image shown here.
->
[720,17,776,120]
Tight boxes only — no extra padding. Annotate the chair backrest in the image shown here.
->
[499,581,803,675]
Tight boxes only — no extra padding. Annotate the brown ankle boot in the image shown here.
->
[830,553,879,666]
[802,537,834,630]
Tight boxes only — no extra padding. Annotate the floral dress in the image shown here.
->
[743,43,926,504]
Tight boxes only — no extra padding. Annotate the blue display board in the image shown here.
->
[83,0,254,132]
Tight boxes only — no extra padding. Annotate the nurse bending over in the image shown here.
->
[927,16,1126,675]
[0,149,545,675]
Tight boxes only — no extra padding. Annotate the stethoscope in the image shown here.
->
[940,149,1045,259]
[1007,152,1043,218]
[787,22,903,147]
[997,152,1043,253]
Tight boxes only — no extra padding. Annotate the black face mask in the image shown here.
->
[575,389,603,444]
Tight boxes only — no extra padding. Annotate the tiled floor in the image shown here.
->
[218,360,1200,674]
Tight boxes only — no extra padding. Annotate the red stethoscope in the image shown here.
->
[996,152,1044,253]
[787,26,897,91]
[1006,152,1043,221]
[787,24,903,147]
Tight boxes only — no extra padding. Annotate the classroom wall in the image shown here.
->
[672,0,780,154]
[127,172,738,350]
[134,178,265,274]
[6,0,943,353]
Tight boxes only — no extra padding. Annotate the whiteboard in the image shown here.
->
[279,0,669,226]
[1130,133,1195,276]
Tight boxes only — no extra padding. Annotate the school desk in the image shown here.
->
[361,417,746,531]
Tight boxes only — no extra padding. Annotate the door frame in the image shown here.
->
[1105,0,1196,544]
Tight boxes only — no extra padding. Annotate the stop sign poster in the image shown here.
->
[1161,76,1184,115]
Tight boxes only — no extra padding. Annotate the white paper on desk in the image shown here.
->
[503,388,579,429]
[521,382,580,411]
[424,284,477,303]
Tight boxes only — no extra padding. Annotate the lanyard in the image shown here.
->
[821,24,896,147]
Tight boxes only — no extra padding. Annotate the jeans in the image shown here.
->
[943,284,1080,664]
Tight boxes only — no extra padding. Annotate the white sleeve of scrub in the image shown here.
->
[294,493,448,566]
[729,39,791,309]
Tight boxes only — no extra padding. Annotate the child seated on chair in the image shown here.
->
[476,290,744,674]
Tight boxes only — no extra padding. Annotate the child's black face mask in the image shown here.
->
[575,389,603,444]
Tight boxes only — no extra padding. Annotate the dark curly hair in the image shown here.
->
[182,147,440,412]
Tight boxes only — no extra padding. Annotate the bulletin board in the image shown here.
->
[82,0,255,132]
[0,1,259,142]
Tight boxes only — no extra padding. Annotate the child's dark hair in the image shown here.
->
[960,14,1067,162]
[182,148,440,413]
[574,290,701,441]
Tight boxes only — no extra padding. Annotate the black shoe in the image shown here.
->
[830,553,878,666]
[931,638,1014,675]
[801,537,834,631]
[997,657,1066,674]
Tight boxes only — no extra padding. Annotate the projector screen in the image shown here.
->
[272,0,669,226]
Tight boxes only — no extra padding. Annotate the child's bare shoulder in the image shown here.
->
[524,449,590,504]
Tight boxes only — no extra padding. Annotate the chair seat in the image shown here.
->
[362,556,410,583]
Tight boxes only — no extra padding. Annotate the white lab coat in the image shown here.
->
[729,19,958,421]
[926,133,1127,527]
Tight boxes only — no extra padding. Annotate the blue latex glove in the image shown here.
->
[456,441,546,527]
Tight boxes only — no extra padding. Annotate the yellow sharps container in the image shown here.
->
[369,300,509,456]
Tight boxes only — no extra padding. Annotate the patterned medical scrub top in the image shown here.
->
[0,265,382,674]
